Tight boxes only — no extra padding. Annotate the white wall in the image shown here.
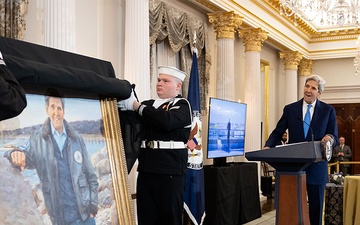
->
[313,57,359,87]
[24,0,124,78]
[313,58,360,104]
[23,0,44,44]
[260,44,283,143]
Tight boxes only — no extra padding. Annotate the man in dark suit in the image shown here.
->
[264,74,338,225]
[333,136,352,175]
[276,132,288,146]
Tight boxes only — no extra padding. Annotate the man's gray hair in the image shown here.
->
[305,74,326,93]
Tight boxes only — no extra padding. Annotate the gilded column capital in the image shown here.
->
[279,51,303,70]
[208,11,243,39]
[298,59,313,76]
[238,28,268,52]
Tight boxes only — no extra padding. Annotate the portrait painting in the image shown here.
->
[0,90,134,225]
[0,36,135,225]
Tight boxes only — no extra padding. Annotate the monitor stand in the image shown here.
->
[213,157,227,167]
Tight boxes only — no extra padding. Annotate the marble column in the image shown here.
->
[123,0,150,220]
[44,0,76,51]
[238,28,268,153]
[238,28,268,201]
[298,59,313,98]
[123,0,150,101]
[208,11,243,101]
[279,51,303,104]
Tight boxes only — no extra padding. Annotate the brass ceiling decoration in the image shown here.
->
[194,0,222,12]
[264,0,360,40]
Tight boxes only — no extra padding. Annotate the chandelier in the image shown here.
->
[279,0,360,27]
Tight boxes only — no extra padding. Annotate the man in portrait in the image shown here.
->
[6,88,99,225]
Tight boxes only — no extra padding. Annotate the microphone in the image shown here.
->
[298,117,314,142]
[298,118,333,161]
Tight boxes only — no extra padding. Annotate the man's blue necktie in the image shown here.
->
[304,104,312,138]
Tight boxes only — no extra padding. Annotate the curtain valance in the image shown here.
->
[149,1,206,57]
[0,0,28,39]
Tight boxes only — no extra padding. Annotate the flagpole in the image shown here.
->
[192,31,198,57]
[184,30,206,225]
[191,31,199,117]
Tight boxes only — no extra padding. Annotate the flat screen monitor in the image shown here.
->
[207,97,247,166]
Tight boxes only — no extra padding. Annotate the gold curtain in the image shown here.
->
[0,0,28,39]
[149,1,211,112]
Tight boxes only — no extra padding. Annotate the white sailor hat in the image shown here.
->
[158,66,187,81]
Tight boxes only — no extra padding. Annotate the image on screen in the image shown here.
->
[207,97,247,159]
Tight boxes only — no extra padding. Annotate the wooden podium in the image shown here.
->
[246,141,324,225]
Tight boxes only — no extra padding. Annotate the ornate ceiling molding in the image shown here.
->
[193,0,222,12]
[322,85,360,104]
[263,0,360,42]
[188,0,360,59]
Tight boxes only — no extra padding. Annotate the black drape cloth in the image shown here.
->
[119,110,142,173]
[203,163,261,225]
[0,37,139,172]
[0,37,132,99]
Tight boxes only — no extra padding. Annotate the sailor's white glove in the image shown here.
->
[0,50,5,65]
[117,90,136,111]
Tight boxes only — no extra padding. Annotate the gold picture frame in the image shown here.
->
[0,93,135,225]
[101,98,135,225]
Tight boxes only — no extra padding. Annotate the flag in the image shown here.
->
[184,51,206,225]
